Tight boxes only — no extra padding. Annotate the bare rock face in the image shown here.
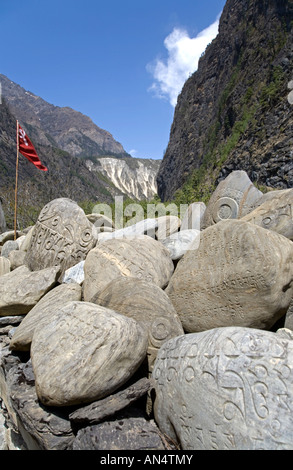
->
[166,219,293,332]
[83,236,174,302]
[0,257,10,277]
[201,171,263,229]
[93,277,184,373]
[31,301,148,407]
[152,327,293,450]
[9,283,82,351]
[0,265,60,316]
[241,188,293,240]
[25,198,96,279]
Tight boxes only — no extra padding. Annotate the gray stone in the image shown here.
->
[0,231,23,246]
[155,216,181,240]
[72,413,166,450]
[8,250,27,270]
[1,240,19,259]
[0,257,10,277]
[62,260,85,285]
[9,283,82,351]
[0,265,61,317]
[202,171,263,229]
[96,218,158,241]
[152,327,293,450]
[31,301,148,407]
[93,277,184,373]
[83,236,174,302]
[161,229,200,261]
[5,360,74,450]
[241,188,293,240]
[87,212,115,228]
[181,202,206,231]
[285,298,293,331]
[166,220,293,332]
[0,316,24,327]
[25,198,96,279]
[69,377,155,426]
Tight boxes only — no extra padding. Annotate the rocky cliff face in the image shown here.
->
[157,0,293,202]
[0,74,128,158]
[86,157,160,200]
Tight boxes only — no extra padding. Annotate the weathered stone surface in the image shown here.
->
[6,360,74,450]
[31,301,148,407]
[69,377,155,426]
[25,198,96,279]
[93,277,184,373]
[161,229,200,261]
[1,241,19,259]
[156,216,181,240]
[0,265,61,317]
[202,171,263,229]
[241,188,293,240]
[87,212,115,228]
[153,327,293,450]
[0,231,23,246]
[8,250,26,270]
[285,298,293,331]
[0,316,24,327]
[166,219,293,332]
[72,412,166,450]
[96,218,158,241]
[62,260,85,285]
[0,257,10,277]
[9,283,82,351]
[83,236,174,301]
[181,202,206,231]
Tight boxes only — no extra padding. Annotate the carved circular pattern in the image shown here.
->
[212,197,239,223]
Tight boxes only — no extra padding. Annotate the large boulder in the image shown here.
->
[0,265,60,316]
[202,171,263,229]
[241,188,293,240]
[166,219,293,332]
[25,198,96,279]
[93,277,184,373]
[9,283,82,351]
[83,236,174,302]
[31,301,148,407]
[152,327,293,450]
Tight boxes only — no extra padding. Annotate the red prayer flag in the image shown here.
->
[18,124,48,171]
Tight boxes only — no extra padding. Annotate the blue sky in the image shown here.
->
[0,0,226,160]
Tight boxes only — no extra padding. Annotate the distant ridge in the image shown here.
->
[0,74,129,158]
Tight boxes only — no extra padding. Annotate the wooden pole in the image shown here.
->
[14,120,19,241]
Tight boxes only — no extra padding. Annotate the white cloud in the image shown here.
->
[148,17,220,107]
[129,149,138,157]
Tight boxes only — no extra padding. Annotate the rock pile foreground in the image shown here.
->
[1,174,293,450]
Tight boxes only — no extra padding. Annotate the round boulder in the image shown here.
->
[166,219,293,332]
[31,301,148,407]
[83,236,174,301]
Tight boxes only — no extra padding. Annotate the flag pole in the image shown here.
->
[14,120,19,241]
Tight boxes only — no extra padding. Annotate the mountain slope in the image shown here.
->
[85,156,160,200]
[0,100,123,228]
[0,74,128,158]
[157,0,293,203]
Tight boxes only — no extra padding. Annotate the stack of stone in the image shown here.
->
[0,170,293,451]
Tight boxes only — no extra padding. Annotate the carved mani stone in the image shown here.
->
[202,171,263,229]
[241,188,293,240]
[25,198,96,278]
[166,219,293,332]
[9,283,82,351]
[31,301,148,407]
[152,327,293,450]
[83,236,174,302]
[93,277,184,373]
